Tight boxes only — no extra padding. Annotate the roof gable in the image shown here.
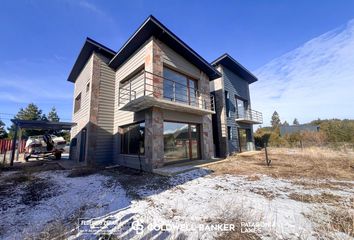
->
[108,15,221,80]
[212,53,258,84]
[67,37,116,82]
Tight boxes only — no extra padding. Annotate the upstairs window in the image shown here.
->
[235,96,248,117]
[74,93,81,113]
[227,126,232,140]
[163,67,198,106]
[225,91,230,117]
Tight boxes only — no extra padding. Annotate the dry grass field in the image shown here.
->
[209,147,354,180]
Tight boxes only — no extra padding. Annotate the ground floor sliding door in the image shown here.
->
[238,128,252,152]
[163,121,200,163]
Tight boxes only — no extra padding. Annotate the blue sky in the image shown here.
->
[1,0,354,127]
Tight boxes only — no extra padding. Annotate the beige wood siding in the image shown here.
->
[95,54,115,163]
[114,40,149,128]
[159,41,200,79]
[71,55,93,138]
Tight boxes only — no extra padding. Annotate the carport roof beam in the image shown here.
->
[10,119,76,130]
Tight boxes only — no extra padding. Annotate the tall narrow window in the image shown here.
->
[235,96,248,118]
[74,93,81,113]
[86,82,90,93]
[225,91,230,117]
[227,126,232,140]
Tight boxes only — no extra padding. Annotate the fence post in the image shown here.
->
[262,133,271,166]
[16,128,22,161]
[2,150,6,165]
[10,124,18,166]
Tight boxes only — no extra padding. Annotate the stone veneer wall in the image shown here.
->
[199,71,215,159]
[144,37,165,169]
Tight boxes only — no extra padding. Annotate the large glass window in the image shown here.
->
[121,122,145,155]
[163,68,198,105]
[163,122,200,163]
[235,96,248,118]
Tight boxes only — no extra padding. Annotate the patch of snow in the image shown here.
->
[1,169,352,239]
[0,171,129,239]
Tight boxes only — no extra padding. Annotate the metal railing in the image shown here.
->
[236,108,263,123]
[119,70,215,111]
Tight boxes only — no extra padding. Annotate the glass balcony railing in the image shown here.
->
[119,70,215,112]
[236,108,263,124]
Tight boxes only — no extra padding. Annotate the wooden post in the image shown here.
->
[10,124,18,166]
[2,150,6,165]
[16,128,22,161]
[262,133,271,166]
[265,142,270,166]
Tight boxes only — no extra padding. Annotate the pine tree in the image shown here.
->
[0,119,8,139]
[282,121,289,126]
[271,111,281,128]
[8,103,44,138]
[293,118,300,125]
[48,107,60,122]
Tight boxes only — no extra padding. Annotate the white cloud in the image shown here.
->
[78,0,105,16]
[0,78,72,104]
[251,19,354,126]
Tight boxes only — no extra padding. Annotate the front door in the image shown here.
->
[238,128,248,152]
[79,128,87,162]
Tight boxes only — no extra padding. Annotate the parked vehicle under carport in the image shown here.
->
[9,119,75,166]
[24,134,66,161]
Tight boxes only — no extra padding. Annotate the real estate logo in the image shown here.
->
[131,220,144,234]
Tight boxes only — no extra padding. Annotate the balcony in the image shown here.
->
[119,71,215,115]
[236,109,263,124]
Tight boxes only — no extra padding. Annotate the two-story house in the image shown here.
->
[210,54,262,158]
[68,16,220,170]
[68,16,261,171]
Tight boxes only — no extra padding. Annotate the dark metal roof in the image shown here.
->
[11,119,76,130]
[212,53,258,84]
[67,37,116,82]
[109,15,221,80]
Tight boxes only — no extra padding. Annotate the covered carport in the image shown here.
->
[10,119,75,166]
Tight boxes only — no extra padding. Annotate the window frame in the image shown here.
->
[86,82,90,93]
[74,93,82,113]
[235,95,248,117]
[120,121,145,155]
[163,67,198,106]
[227,126,232,140]
[225,91,230,117]
[163,120,201,163]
